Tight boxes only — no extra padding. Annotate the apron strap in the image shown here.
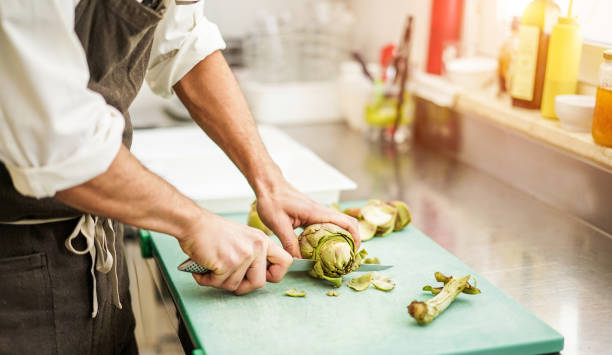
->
[65,215,122,318]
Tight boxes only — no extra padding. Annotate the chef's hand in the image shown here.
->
[256,180,361,258]
[178,211,292,295]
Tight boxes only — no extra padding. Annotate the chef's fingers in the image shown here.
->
[234,251,267,295]
[268,215,302,258]
[191,258,248,290]
[220,257,254,292]
[265,242,292,283]
[192,269,229,289]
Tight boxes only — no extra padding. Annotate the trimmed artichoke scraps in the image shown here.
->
[285,288,306,297]
[372,272,396,291]
[347,273,372,291]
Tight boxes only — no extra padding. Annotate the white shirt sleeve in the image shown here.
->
[0,0,125,199]
[146,0,226,97]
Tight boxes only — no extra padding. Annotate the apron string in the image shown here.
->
[65,215,122,318]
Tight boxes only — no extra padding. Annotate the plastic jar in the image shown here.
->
[592,49,612,147]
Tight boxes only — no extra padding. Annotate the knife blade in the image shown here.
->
[178,258,392,274]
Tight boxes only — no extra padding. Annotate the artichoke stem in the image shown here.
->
[408,275,470,324]
[434,272,481,295]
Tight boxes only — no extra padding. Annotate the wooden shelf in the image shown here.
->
[454,91,612,172]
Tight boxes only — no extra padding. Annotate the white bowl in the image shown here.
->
[445,57,498,89]
[555,95,595,132]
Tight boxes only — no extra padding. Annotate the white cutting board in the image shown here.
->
[131,125,356,213]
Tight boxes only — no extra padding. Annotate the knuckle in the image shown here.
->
[227,253,244,267]
[269,273,282,283]
[251,235,266,250]
[210,277,226,289]
[194,276,209,286]
[224,281,241,292]
[254,279,266,289]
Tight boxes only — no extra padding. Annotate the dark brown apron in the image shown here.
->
[0,0,165,353]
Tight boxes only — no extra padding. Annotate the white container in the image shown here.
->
[445,57,498,89]
[131,125,356,213]
[338,61,375,132]
[241,80,343,125]
[555,94,596,132]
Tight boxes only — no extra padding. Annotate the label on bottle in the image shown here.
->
[510,25,540,101]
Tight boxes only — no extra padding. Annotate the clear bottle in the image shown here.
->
[592,50,612,147]
[510,0,560,109]
[498,17,520,93]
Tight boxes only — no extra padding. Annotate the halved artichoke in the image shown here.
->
[247,201,273,236]
[358,220,377,241]
[298,223,367,287]
[361,200,398,236]
[388,200,411,231]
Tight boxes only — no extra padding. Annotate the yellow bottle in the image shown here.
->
[541,16,582,118]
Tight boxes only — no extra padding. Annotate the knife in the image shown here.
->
[178,258,392,274]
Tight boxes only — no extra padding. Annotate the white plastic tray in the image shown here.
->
[131,125,356,213]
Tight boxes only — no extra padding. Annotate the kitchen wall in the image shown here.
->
[346,0,432,70]
[204,0,434,70]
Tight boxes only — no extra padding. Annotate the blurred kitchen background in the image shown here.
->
[127,0,612,354]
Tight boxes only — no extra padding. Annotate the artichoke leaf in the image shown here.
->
[371,272,396,291]
[285,288,306,297]
[363,257,380,264]
[358,220,377,242]
[388,200,411,231]
[326,290,340,297]
[309,260,342,288]
[347,273,373,291]
[422,285,442,295]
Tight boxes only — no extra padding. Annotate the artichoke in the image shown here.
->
[358,220,377,241]
[247,201,273,236]
[388,200,411,231]
[341,200,412,241]
[408,275,471,324]
[298,223,367,287]
[361,200,397,236]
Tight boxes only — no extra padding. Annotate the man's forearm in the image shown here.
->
[55,145,203,239]
[173,51,281,197]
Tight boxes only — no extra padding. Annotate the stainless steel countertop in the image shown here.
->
[282,123,612,355]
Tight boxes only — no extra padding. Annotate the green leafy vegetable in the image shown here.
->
[298,223,367,287]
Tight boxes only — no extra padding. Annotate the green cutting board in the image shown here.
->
[141,203,563,355]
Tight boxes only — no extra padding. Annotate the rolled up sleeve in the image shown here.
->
[146,0,226,97]
[0,0,125,198]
